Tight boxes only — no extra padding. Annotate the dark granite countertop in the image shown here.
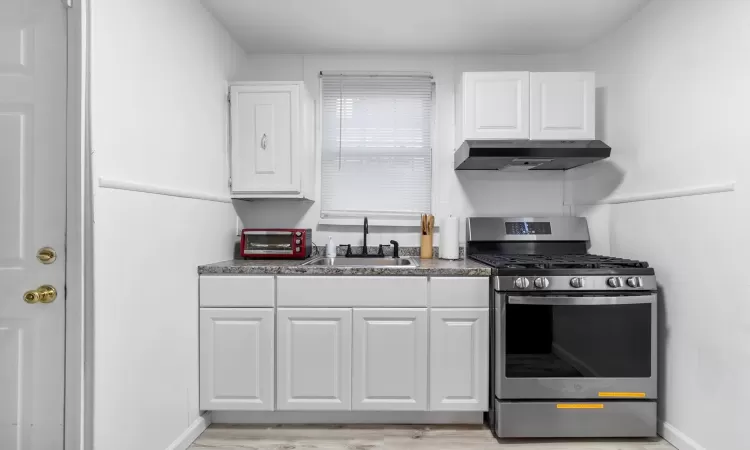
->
[198,257,491,277]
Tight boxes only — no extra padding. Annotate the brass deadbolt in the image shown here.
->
[23,285,57,304]
[37,247,57,264]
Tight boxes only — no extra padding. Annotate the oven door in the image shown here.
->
[242,231,294,255]
[497,293,657,400]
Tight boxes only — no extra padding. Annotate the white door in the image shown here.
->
[530,72,596,140]
[230,85,300,194]
[352,308,428,411]
[462,72,530,140]
[199,308,275,410]
[429,309,489,411]
[0,0,67,448]
[277,308,352,410]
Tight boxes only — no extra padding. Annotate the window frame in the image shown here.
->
[317,72,437,222]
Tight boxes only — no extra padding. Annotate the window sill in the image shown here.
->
[319,218,431,228]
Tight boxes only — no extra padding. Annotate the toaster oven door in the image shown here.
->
[496,293,657,400]
[243,231,294,255]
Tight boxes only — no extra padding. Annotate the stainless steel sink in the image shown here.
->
[302,257,419,268]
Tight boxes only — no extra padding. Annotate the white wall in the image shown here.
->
[566,1,750,448]
[89,1,248,449]
[233,54,583,247]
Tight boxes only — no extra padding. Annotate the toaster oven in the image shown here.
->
[240,228,313,259]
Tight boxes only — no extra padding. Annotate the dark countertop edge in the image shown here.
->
[198,270,492,277]
[197,261,492,277]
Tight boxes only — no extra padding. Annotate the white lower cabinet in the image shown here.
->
[198,276,491,414]
[276,308,352,410]
[199,308,275,410]
[429,309,489,411]
[352,308,428,411]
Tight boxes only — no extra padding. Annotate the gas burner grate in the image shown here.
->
[470,253,650,270]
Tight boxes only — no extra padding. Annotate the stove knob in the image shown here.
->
[295,239,301,244]
[295,247,301,252]
[514,277,530,289]
[534,277,550,289]
[295,231,302,237]
[627,276,643,288]
[607,277,623,288]
[570,277,585,289]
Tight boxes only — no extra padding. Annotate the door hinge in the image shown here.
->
[227,92,231,103]
[228,177,232,188]
[62,0,72,8]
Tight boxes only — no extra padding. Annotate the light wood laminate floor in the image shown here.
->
[190,425,676,449]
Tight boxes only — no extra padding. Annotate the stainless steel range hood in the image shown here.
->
[454,140,611,171]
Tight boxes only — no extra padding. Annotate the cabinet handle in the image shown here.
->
[260,133,268,150]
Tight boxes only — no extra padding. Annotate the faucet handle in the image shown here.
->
[339,244,352,257]
[377,244,391,257]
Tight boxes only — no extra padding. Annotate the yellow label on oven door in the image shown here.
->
[598,392,647,398]
[556,404,604,409]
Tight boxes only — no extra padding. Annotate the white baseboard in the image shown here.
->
[659,420,705,450]
[166,412,212,450]
[211,411,483,425]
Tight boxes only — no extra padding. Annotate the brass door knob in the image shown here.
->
[23,285,57,304]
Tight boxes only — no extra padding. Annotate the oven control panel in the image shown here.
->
[505,221,552,235]
[500,275,656,291]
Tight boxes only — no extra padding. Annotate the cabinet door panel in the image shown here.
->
[199,275,275,307]
[430,309,489,411]
[277,276,427,308]
[463,72,529,140]
[430,277,489,308]
[231,85,300,193]
[530,72,595,140]
[277,308,352,410]
[200,308,274,410]
[352,308,428,411]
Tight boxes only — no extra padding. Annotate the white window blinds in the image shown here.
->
[321,75,433,217]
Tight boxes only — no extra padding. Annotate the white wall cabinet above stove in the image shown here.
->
[229,82,315,199]
[458,72,595,143]
[529,72,595,140]
[460,71,530,141]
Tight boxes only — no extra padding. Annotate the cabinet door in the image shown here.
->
[462,72,530,140]
[429,309,489,411]
[277,308,352,410]
[231,85,300,194]
[352,308,428,411]
[199,308,274,410]
[530,72,595,140]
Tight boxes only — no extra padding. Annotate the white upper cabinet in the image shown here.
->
[199,308,275,410]
[352,308,428,411]
[276,308,352,411]
[530,72,596,140]
[458,71,596,143]
[461,72,530,141]
[230,82,315,199]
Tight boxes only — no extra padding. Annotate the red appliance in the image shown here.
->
[240,228,313,259]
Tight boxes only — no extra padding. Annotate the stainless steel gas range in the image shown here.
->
[466,217,657,439]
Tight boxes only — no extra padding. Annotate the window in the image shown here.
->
[321,74,433,218]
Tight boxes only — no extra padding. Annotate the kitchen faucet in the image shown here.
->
[362,217,368,255]
[341,216,394,258]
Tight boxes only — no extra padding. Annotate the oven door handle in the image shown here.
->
[507,295,655,306]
